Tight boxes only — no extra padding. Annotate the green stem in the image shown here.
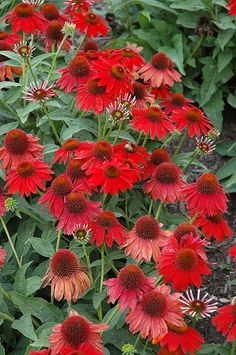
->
[105,125,113,141]
[67,301,72,315]
[185,36,204,66]
[97,114,102,141]
[113,121,123,145]
[230,339,236,355]
[97,244,105,321]
[18,209,49,226]
[41,104,62,146]
[191,316,197,328]
[182,150,200,172]
[75,31,87,56]
[47,35,68,82]
[190,212,199,224]
[106,304,120,323]
[134,333,141,347]
[82,242,94,286]
[125,190,129,229]
[142,134,149,147]
[0,217,22,268]
[0,285,12,302]
[100,115,108,140]
[155,202,163,220]
[172,129,188,159]
[0,312,15,323]
[0,99,21,122]
[148,199,153,215]
[143,338,149,353]
[26,57,37,85]
[137,131,143,145]
[56,230,62,251]
[102,193,108,208]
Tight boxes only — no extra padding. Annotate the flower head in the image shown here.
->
[73,224,91,244]
[24,81,56,102]
[180,289,217,318]
[107,101,130,123]
[41,3,68,25]
[52,138,81,164]
[114,140,150,166]
[0,246,7,269]
[0,31,21,45]
[42,20,72,52]
[13,41,35,58]
[212,297,236,342]
[131,81,154,108]
[227,0,236,16]
[142,148,170,180]
[173,222,198,243]
[73,12,109,38]
[66,158,93,194]
[161,92,193,115]
[42,249,90,302]
[196,136,215,154]
[229,245,236,262]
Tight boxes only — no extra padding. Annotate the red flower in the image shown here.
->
[57,55,93,93]
[0,31,21,45]
[0,61,22,82]
[157,346,184,355]
[173,222,199,244]
[193,212,232,242]
[161,92,193,115]
[229,245,236,262]
[75,78,112,114]
[5,159,53,197]
[110,47,145,71]
[60,344,103,355]
[0,246,7,269]
[227,0,236,16]
[90,210,127,247]
[56,192,101,235]
[66,158,93,194]
[139,52,181,87]
[121,215,169,263]
[151,85,171,100]
[160,321,204,355]
[52,138,81,164]
[0,191,7,217]
[92,58,134,97]
[130,106,175,140]
[182,173,228,215]
[104,264,155,311]
[30,349,50,355]
[38,175,73,218]
[64,0,92,16]
[0,129,44,170]
[89,159,136,195]
[132,81,155,108]
[170,106,213,137]
[41,249,90,302]
[3,2,48,34]
[142,148,171,180]
[43,20,72,52]
[144,162,184,203]
[158,234,211,291]
[212,298,236,342]
[49,310,108,354]
[41,3,68,25]
[73,12,109,38]
[114,140,150,166]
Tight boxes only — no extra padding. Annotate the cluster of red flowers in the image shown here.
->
[227,0,236,15]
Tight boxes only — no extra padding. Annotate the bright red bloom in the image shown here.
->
[66,158,93,194]
[0,129,44,170]
[92,58,134,97]
[229,245,236,262]
[139,52,181,87]
[75,78,112,114]
[126,285,183,339]
[121,215,169,262]
[0,31,21,45]
[170,106,213,137]
[161,92,193,115]
[158,234,211,291]
[104,264,155,311]
[0,62,22,82]
[157,346,184,355]
[41,249,90,302]
[60,344,103,355]
[52,138,81,164]
[173,222,198,243]
[227,0,236,16]
[0,246,7,269]
[5,159,53,197]
[30,349,50,355]
[89,159,136,195]
[57,55,93,93]
[110,47,145,71]
[41,3,68,25]
[49,310,108,354]
[38,175,73,218]
[193,212,232,242]
[114,140,150,166]
[56,192,101,235]
[64,0,92,16]
[24,81,56,103]
[151,85,171,100]
[182,173,229,215]
[144,162,184,203]
[212,298,236,342]
[142,148,171,180]
[160,321,204,355]
[132,81,155,108]
[90,210,127,247]
[43,20,72,52]
[0,191,7,217]
[130,106,175,140]
[3,2,48,34]
[73,12,109,38]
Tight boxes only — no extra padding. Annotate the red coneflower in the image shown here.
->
[75,78,112,114]
[157,346,184,355]
[0,129,44,170]
[41,3,68,25]
[59,344,103,355]
[73,12,109,38]
[30,349,50,355]
[0,41,22,81]
[5,159,53,197]
[90,210,127,247]
[0,31,21,45]
[160,321,205,355]
[130,106,175,140]
[227,0,236,15]
[212,297,236,342]
[56,192,101,235]
[173,222,199,243]
[151,85,171,100]
[183,173,228,215]
[38,175,73,218]
[111,47,145,71]
[161,92,193,115]
[3,2,48,34]
[158,234,211,291]
[66,158,93,194]
[24,81,56,102]
[139,52,181,87]
[114,140,150,166]
[104,264,155,311]
[121,215,169,262]
[49,310,108,354]
[126,285,183,338]
[57,55,93,93]
[144,162,184,203]
[52,138,81,164]
[193,212,233,242]
[229,245,236,262]
[0,192,7,217]
[180,288,218,318]
[89,159,136,195]
[43,20,71,52]
[142,148,170,180]
[132,81,155,108]
[0,246,7,269]
[41,249,90,302]
[170,106,213,137]
[83,39,99,52]
[64,0,92,16]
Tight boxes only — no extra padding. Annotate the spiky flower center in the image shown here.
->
[154,162,180,184]
[133,82,146,99]
[98,211,116,228]
[167,321,188,334]
[121,48,135,58]
[32,89,47,101]
[66,193,88,214]
[51,249,80,277]
[185,108,202,122]
[0,31,7,40]
[111,64,126,80]
[87,78,106,95]
[141,290,167,317]
[51,176,73,196]
[151,52,170,70]
[63,138,80,151]
[135,215,160,240]
[83,40,98,52]
[16,162,35,177]
[174,223,198,242]
[46,20,63,41]
[69,56,90,77]
[119,264,144,290]
[41,3,59,20]
[85,13,98,24]
[61,315,90,348]
[74,227,89,240]
[197,173,219,194]
[172,93,186,107]
[146,106,164,123]
[105,165,120,178]
[66,159,86,179]
[176,248,198,271]
[93,141,113,161]
[15,3,33,17]
[206,213,222,224]
[190,300,206,313]
[4,129,29,155]
[151,148,170,166]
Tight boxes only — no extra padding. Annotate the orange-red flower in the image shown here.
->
[229,245,236,262]
[41,3,68,25]
[161,92,193,115]
[114,140,150,166]
[66,158,93,194]
[142,148,170,180]
[0,31,21,45]
[227,0,236,15]
[212,298,236,342]
[43,20,72,52]
[73,12,109,38]
[0,246,7,269]
[173,222,198,243]
[110,47,145,71]
[52,138,81,164]
[132,81,155,108]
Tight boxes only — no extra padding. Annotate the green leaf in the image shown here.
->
[14,262,32,295]
[216,141,236,157]
[0,51,21,63]
[30,238,54,257]
[173,33,185,75]
[112,0,178,14]
[61,119,97,140]
[0,344,5,355]
[227,93,236,108]
[217,51,233,73]
[25,276,42,296]
[217,157,236,180]
[202,90,224,131]
[196,343,230,354]
[217,29,234,51]
[92,291,106,309]
[0,122,18,136]
[0,82,21,90]
[199,63,218,106]
[170,0,205,10]
[12,315,37,341]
